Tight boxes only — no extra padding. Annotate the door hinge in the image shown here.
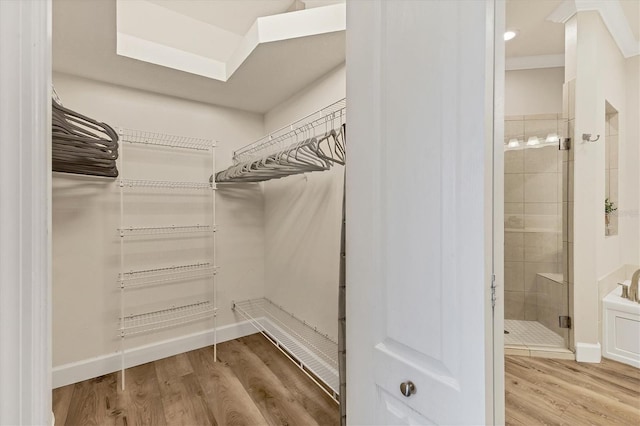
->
[490,274,497,309]
[559,137,571,151]
[559,315,572,329]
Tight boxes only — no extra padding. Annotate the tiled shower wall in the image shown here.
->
[504,114,564,321]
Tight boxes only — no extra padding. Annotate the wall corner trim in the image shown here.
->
[575,342,602,363]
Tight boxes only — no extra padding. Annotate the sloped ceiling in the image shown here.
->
[53,0,346,113]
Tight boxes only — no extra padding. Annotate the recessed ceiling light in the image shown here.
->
[504,30,518,41]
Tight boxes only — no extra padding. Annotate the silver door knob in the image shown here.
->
[400,381,416,397]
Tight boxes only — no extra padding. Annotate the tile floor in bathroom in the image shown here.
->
[504,319,566,348]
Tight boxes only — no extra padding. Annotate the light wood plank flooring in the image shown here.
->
[53,334,339,426]
[506,355,640,426]
[54,337,640,426]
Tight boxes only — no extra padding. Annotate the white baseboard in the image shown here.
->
[52,320,258,389]
[575,342,602,363]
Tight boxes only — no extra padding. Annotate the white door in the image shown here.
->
[346,1,499,424]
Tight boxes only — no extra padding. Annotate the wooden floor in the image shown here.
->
[54,337,640,426]
[506,355,640,425]
[53,334,339,426]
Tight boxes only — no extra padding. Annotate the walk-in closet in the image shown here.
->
[51,0,346,424]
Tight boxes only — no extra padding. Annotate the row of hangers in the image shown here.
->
[215,123,345,183]
[52,88,119,178]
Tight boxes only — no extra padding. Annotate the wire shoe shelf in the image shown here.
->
[119,301,215,336]
[119,128,215,152]
[119,179,212,190]
[118,224,215,237]
[118,262,218,289]
[233,298,339,398]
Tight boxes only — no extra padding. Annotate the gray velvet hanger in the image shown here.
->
[52,97,119,178]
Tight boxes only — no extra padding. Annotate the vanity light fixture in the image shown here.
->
[527,136,540,146]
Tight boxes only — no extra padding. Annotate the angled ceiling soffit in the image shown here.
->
[546,0,639,58]
[116,0,346,81]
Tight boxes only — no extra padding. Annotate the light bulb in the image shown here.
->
[504,30,518,41]
[545,133,559,143]
[507,138,520,148]
[527,136,540,146]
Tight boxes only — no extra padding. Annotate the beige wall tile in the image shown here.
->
[524,261,561,292]
[525,232,560,263]
[524,214,560,231]
[505,173,524,202]
[505,149,524,174]
[525,202,558,215]
[524,113,559,121]
[505,290,525,320]
[505,214,524,229]
[505,120,525,140]
[505,202,524,214]
[524,146,559,173]
[505,261,525,292]
[525,292,538,320]
[505,232,524,262]
[524,173,558,203]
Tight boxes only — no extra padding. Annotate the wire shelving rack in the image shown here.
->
[233,298,339,401]
[117,128,217,390]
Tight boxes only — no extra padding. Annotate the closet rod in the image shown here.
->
[233,98,346,164]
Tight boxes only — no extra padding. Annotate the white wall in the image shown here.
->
[52,73,266,369]
[505,67,564,116]
[262,63,345,341]
[567,11,640,360]
[624,55,640,266]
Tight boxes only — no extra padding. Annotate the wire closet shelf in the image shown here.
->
[233,298,339,400]
[118,224,215,237]
[232,98,346,164]
[118,262,218,289]
[119,301,215,336]
[119,128,215,152]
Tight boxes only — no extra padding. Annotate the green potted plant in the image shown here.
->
[605,198,617,234]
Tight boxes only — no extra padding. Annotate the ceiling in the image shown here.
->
[54,0,638,114]
[53,0,345,113]
[146,0,296,35]
[506,0,565,58]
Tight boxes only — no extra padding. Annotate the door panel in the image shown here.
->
[346,1,497,424]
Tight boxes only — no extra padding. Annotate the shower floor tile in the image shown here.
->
[504,319,566,348]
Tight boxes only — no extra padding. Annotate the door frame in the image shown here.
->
[0,0,505,423]
[0,0,52,424]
